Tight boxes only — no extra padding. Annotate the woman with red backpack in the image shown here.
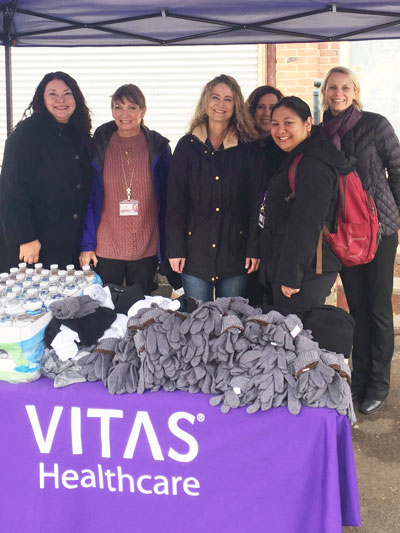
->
[322,66,400,415]
[259,96,355,313]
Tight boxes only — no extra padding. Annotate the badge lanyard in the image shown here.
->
[118,143,139,216]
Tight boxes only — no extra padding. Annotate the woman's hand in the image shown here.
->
[245,257,260,274]
[19,240,41,264]
[79,251,98,267]
[169,258,186,274]
[281,285,300,298]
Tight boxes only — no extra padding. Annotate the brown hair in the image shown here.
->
[188,74,258,143]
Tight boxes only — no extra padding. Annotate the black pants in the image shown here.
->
[340,232,398,401]
[95,255,158,295]
[272,272,338,314]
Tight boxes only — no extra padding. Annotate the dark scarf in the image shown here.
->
[322,105,362,150]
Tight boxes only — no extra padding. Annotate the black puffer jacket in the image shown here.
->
[340,111,400,236]
[261,127,356,288]
[166,126,267,282]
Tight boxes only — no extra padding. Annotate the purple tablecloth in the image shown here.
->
[0,378,360,532]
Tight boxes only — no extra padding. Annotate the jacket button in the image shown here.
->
[188,231,192,235]
[212,243,216,248]
[204,150,208,154]
[74,154,80,160]
[215,207,220,212]
[215,276,219,280]
[76,183,82,190]
[211,277,215,282]
[73,213,79,220]
[215,176,220,180]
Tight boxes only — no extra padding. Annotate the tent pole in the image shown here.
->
[5,44,13,135]
[266,44,276,86]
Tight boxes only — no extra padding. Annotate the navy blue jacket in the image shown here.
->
[80,121,171,259]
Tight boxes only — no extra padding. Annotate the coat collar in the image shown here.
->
[191,123,238,150]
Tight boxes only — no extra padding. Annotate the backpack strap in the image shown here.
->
[288,154,303,199]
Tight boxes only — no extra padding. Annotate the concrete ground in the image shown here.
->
[156,276,400,532]
[343,349,400,533]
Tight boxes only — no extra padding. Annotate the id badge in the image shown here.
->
[119,199,139,216]
[258,213,265,229]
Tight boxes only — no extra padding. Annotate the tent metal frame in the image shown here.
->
[2,1,400,134]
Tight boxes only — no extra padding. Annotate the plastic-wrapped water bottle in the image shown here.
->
[49,275,61,289]
[9,267,19,280]
[74,270,87,289]
[25,268,34,282]
[58,270,67,287]
[22,280,33,291]
[82,265,95,282]
[32,274,41,290]
[39,281,50,303]
[5,292,24,317]
[64,275,77,296]
[0,273,9,286]
[66,264,75,276]
[34,263,43,275]
[45,285,64,309]
[50,264,59,276]
[5,279,15,293]
[24,289,44,317]
[18,262,27,274]
[12,286,25,303]
[15,273,25,287]
[0,285,6,305]
[41,269,50,282]
[0,307,12,327]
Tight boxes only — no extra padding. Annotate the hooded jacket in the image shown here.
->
[79,121,171,259]
[166,125,267,282]
[261,127,356,288]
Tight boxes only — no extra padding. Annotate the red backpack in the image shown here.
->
[289,154,380,273]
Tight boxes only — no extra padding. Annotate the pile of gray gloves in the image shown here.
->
[41,295,355,423]
[104,297,355,423]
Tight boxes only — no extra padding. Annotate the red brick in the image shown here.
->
[319,49,339,56]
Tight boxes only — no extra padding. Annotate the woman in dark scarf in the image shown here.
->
[321,66,400,415]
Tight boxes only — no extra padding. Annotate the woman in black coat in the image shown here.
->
[0,71,92,270]
[260,96,355,311]
[166,74,267,301]
[321,66,400,414]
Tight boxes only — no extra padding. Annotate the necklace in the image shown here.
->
[117,138,135,200]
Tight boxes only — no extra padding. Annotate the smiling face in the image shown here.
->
[112,98,146,137]
[43,79,76,123]
[205,82,235,127]
[254,92,279,137]
[324,71,359,116]
[270,106,312,152]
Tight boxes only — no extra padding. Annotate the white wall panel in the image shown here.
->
[0,45,258,162]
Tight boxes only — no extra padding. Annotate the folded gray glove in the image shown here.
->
[49,295,100,319]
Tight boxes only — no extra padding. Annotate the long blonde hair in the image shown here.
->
[321,66,363,112]
[188,74,258,143]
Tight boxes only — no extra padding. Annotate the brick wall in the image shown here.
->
[274,42,340,110]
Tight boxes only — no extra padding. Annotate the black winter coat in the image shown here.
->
[166,128,267,282]
[261,127,356,289]
[0,114,92,253]
[340,111,400,236]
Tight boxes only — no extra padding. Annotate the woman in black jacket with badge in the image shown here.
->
[260,96,355,312]
[166,74,267,301]
[321,66,400,414]
[0,71,92,270]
